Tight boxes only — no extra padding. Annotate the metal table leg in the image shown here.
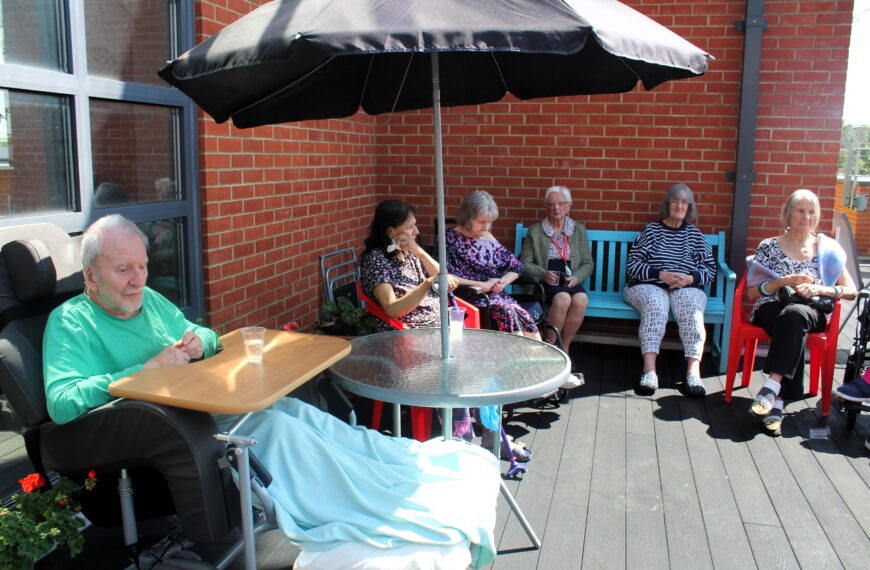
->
[393,403,402,437]
[215,428,258,570]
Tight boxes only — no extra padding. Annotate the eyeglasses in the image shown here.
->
[547,201,570,208]
[669,199,691,207]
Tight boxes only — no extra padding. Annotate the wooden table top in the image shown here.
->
[109,329,351,414]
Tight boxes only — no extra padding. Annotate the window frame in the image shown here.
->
[0,0,205,319]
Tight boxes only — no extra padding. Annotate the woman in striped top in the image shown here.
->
[623,183,716,396]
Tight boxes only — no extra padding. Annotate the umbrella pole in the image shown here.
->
[432,52,450,362]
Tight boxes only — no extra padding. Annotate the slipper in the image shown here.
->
[750,386,777,416]
[684,374,706,397]
[762,407,783,436]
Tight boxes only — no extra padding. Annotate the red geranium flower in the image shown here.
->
[88,470,97,480]
[19,472,46,494]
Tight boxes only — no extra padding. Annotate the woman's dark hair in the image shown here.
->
[363,199,416,254]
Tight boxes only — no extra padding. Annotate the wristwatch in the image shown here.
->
[431,280,439,293]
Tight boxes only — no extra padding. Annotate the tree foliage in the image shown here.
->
[840,125,870,176]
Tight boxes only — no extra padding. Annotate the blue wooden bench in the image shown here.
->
[514,223,736,373]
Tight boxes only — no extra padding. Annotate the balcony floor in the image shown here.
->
[9,291,868,569]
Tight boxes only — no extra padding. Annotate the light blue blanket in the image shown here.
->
[215,398,499,567]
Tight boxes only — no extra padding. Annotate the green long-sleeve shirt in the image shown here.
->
[43,287,220,424]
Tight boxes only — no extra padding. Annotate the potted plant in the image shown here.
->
[315,296,379,337]
[0,471,97,568]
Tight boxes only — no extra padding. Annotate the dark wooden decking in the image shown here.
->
[8,287,869,568]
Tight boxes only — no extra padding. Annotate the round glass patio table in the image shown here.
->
[327,328,570,411]
[327,327,569,550]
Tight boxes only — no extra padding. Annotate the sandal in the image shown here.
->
[762,406,783,436]
[750,386,777,416]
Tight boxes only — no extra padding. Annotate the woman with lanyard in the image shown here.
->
[623,183,716,396]
[520,185,594,369]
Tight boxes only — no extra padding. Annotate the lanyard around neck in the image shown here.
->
[549,233,569,263]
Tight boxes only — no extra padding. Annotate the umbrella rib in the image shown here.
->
[357,54,376,114]
[489,52,510,93]
[231,56,337,121]
[384,52,415,124]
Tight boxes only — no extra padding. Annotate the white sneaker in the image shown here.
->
[561,373,584,390]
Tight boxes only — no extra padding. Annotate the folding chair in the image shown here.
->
[319,247,359,304]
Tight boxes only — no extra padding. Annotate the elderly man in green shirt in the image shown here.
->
[42,214,499,568]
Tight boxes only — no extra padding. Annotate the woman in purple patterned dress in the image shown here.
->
[447,191,582,393]
[445,190,540,338]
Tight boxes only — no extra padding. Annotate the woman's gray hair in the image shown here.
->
[782,188,820,232]
[659,183,697,222]
[457,190,499,227]
[81,214,149,270]
[545,185,572,204]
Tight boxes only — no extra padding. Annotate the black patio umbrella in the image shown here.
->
[159,0,710,358]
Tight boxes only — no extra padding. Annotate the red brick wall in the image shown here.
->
[195,0,853,332]
[196,102,377,332]
[377,0,852,250]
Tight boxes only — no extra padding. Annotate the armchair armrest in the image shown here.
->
[40,399,235,544]
[454,284,483,296]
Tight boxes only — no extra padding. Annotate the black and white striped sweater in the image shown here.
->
[626,221,716,289]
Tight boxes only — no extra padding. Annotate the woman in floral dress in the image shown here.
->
[445,190,539,337]
[359,199,456,331]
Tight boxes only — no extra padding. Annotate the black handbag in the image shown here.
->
[776,285,834,315]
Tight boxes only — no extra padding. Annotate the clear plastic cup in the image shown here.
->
[240,326,266,364]
[448,307,465,342]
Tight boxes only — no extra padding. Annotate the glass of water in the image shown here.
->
[240,326,266,364]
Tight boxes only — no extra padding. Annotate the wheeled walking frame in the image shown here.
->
[838,289,870,427]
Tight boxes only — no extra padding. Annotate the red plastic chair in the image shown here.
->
[355,282,481,440]
[724,272,841,416]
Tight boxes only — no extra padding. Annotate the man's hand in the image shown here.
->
[175,331,204,360]
[143,345,191,369]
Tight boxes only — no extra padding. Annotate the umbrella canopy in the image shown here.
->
[159,0,710,360]
[159,0,710,128]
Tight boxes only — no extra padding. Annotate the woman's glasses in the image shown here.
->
[669,199,691,206]
[547,201,569,208]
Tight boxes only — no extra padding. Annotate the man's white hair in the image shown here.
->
[81,214,148,270]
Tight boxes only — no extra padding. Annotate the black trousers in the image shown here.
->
[751,300,826,400]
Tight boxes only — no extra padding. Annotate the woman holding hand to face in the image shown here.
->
[359,200,457,331]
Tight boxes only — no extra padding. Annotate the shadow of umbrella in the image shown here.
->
[158,0,710,359]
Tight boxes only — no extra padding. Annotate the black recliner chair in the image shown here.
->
[0,223,241,564]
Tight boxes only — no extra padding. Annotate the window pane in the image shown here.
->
[139,217,188,307]
[0,0,67,71]
[0,89,76,218]
[91,99,180,207]
[85,0,173,85]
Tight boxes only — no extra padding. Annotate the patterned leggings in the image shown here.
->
[623,285,707,359]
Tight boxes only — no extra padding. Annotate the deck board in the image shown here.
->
[20,273,870,569]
